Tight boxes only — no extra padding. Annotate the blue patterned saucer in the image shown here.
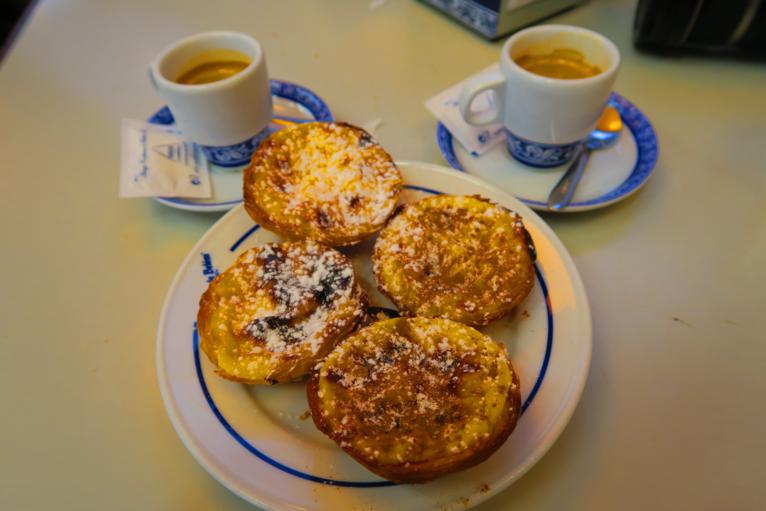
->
[437,92,658,212]
[149,79,333,212]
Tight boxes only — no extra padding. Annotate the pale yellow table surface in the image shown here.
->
[1,0,765,509]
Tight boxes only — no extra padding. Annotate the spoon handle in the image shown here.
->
[547,145,592,211]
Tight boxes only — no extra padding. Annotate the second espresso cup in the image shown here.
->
[459,25,620,168]
[149,31,272,167]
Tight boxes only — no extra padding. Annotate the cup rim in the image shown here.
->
[502,24,620,87]
[150,30,262,94]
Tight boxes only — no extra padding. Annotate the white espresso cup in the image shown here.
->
[148,31,272,167]
[459,25,620,168]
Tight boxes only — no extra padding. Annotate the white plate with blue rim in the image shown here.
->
[156,161,592,510]
[149,79,334,213]
[437,92,658,213]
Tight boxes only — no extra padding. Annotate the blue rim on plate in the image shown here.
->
[437,92,659,211]
[149,79,334,210]
[191,184,554,487]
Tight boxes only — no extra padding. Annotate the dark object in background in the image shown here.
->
[1,0,34,63]
[634,0,766,56]
[420,0,584,40]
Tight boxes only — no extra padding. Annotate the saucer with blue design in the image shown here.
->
[149,79,333,213]
[156,162,592,510]
[437,93,658,212]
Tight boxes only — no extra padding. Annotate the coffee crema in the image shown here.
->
[175,49,251,85]
[514,49,601,79]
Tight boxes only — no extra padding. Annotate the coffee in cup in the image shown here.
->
[174,49,252,85]
[514,48,601,79]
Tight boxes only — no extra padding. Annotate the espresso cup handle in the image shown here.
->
[458,73,506,126]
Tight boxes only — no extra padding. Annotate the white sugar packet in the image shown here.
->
[425,63,506,156]
[119,119,211,198]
